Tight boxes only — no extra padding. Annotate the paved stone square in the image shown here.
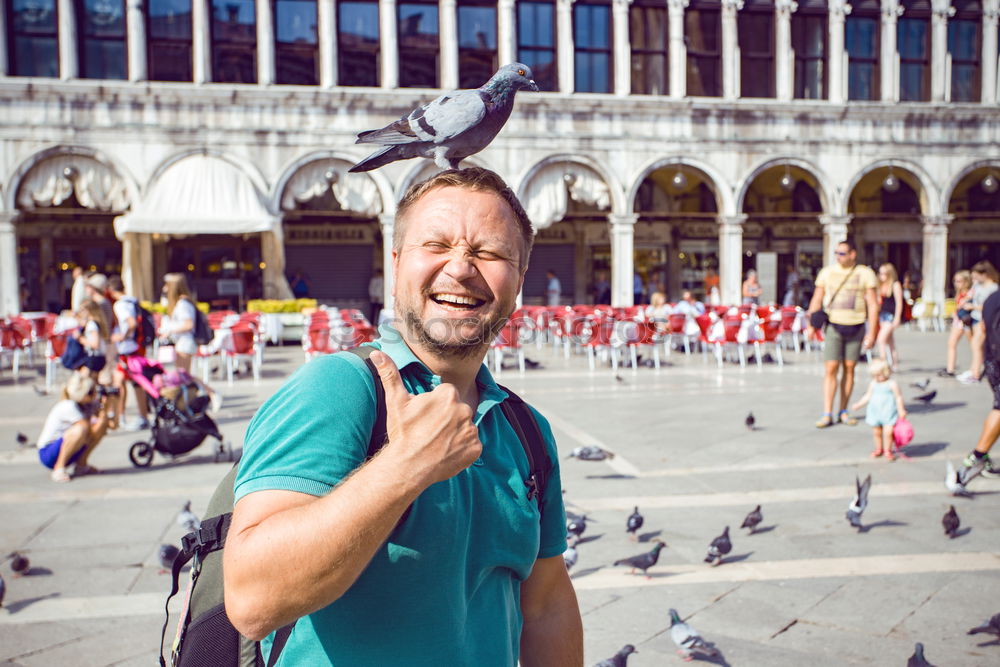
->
[1,328,998,666]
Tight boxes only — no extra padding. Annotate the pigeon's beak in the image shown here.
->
[528,80,539,92]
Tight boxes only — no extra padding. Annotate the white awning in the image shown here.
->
[114,154,279,239]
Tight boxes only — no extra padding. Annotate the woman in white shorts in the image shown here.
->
[160,273,199,372]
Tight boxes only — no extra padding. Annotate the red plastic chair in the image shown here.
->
[760,319,785,367]
[624,321,662,370]
[223,323,260,384]
[667,313,692,355]
[581,318,619,372]
[45,330,74,389]
[778,306,802,352]
[491,322,524,376]
[304,325,334,361]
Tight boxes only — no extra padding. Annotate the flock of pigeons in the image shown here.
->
[563,407,997,665]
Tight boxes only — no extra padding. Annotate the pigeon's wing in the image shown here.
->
[356,112,421,145]
[416,90,489,142]
[858,474,872,505]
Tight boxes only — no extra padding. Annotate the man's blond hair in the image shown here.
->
[393,167,534,268]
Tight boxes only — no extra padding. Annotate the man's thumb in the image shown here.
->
[370,350,408,403]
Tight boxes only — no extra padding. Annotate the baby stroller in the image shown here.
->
[120,356,233,467]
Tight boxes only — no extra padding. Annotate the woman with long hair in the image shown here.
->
[875,263,904,368]
[74,299,110,378]
[958,260,1000,384]
[940,270,973,377]
[160,273,198,373]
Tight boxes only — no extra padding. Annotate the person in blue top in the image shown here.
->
[224,167,583,666]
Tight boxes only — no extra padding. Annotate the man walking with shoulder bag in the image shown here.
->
[806,239,879,428]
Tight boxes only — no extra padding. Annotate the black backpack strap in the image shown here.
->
[159,545,196,667]
[496,385,551,516]
[266,623,296,667]
[345,346,388,458]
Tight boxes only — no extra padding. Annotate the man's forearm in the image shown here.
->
[224,453,426,640]
[520,582,583,667]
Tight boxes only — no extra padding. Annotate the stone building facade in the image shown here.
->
[1,0,998,315]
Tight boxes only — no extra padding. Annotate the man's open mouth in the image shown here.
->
[429,293,487,311]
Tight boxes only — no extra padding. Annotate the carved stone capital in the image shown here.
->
[985,0,1000,21]
[722,0,745,15]
[882,0,904,21]
[931,0,956,19]
[609,213,639,227]
[667,0,690,12]
[828,0,853,19]
[776,0,799,17]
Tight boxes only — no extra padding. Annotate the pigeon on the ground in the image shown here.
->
[177,501,201,534]
[32,385,48,397]
[567,515,587,541]
[915,390,937,404]
[562,544,578,570]
[613,539,666,578]
[967,612,1000,638]
[704,526,732,565]
[945,461,973,497]
[942,505,960,538]
[524,358,542,370]
[626,506,644,540]
[741,505,763,534]
[349,63,538,172]
[745,412,756,431]
[907,642,935,667]
[566,446,615,461]
[614,374,626,384]
[158,544,180,574]
[15,431,29,446]
[910,378,931,391]
[593,644,637,667]
[0,571,5,607]
[8,552,29,577]
[669,608,720,661]
[846,474,872,529]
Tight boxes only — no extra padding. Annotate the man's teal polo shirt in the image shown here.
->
[234,325,567,666]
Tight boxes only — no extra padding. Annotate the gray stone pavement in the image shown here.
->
[1,329,998,666]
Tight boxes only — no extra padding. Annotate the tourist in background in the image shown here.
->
[875,263,904,368]
[957,261,999,385]
[940,270,974,378]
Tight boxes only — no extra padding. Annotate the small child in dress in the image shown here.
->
[851,359,907,460]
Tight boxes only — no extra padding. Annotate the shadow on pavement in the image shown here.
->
[905,402,966,414]
[4,592,60,614]
[750,525,777,535]
[638,530,663,542]
[859,519,908,533]
[900,442,948,457]
[719,552,754,565]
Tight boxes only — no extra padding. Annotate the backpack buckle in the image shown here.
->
[525,475,539,502]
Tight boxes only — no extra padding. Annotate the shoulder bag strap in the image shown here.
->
[824,265,857,313]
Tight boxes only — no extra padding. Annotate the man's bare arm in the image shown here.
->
[519,555,583,667]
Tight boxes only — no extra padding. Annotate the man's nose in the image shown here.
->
[442,249,478,281]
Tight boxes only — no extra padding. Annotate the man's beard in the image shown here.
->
[399,298,512,361]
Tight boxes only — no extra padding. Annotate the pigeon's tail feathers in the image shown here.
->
[704,554,715,563]
[355,116,419,145]
[349,146,409,173]
[968,625,992,635]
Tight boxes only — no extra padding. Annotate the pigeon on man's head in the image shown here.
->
[907,642,936,667]
[910,378,931,391]
[669,608,720,661]
[741,505,763,534]
[8,552,29,577]
[626,506,644,540]
[967,612,1000,638]
[349,63,538,172]
[566,446,615,461]
[158,544,180,574]
[177,501,201,535]
[846,474,872,530]
[613,540,666,579]
[704,526,732,566]
[945,461,973,497]
[562,544,578,571]
[942,505,960,538]
[745,412,756,431]
[915,390,937,404]
[592,644,637,667]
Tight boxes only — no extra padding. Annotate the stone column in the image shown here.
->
[557,0,575,93]
[127,0,147,81]
[440,0,458,89]
[775,0,797,100]
[931,0,954,101]
[318,0,337,87]
[881,0,903,102]
[819,214,852,267]
[0,214,18,317]
[122,232,154,301]
[498,0,516,66]
[668,0,689,98]
[722,0,744,99]
[379,214,396,310]
[380,0,399,88]
[828,0,852,103]
[983,0,999,104]
[261,230,295,300]
[58,0,78,79]
[612,0,632,96]
[257,0,276,84]
[609,214,638,307]
[718,215,745,305]
[193,0,212,83]
[921,215,950,309]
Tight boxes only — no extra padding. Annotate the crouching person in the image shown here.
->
[37,374,109,482]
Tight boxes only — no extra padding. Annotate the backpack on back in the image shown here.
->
[160,345,552,667]
[132,299,157,349]
[192,307,212,346]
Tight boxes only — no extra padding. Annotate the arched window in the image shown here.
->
[338,0,380,86]
[398,0,439,87]
[7,0,60,77]
[630,0,669,95]
[739,0,775,98]
[458,0,498,87]
[898,0,931,101]
[846,0,879,100]
[792,0,827,99]
[949,0,981,102]
[274,0,318,84]
[211,0,258,83]
[686,0,721,97]
[517,0,557,91]
[78,0,127,79]
[574,0,612,93]
[148,0,193,81]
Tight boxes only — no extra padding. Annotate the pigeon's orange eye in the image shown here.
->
[518,69,525,76]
